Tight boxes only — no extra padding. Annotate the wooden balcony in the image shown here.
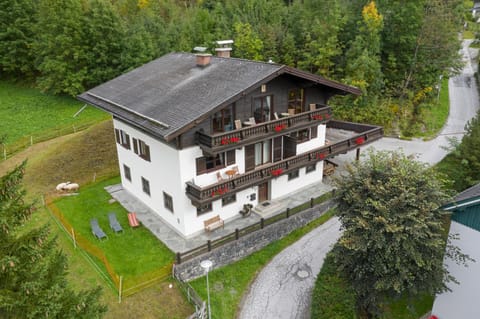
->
[196,106,332,155]
[186,120,383,206]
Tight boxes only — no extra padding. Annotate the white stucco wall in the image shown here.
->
[431,221,480,319]
[296,124,326,154]
[270,162,324,199]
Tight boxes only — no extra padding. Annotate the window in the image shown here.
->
[253,95,273,123]
[222,194,236,206]
[254,140,271,166]
[212,104,234,133]
[292,127,317,144]
[196,151,235,175]
[163,192,173,213]
[197,203,212,216]
[123,164,131,181]
[133,138,151,161]
[288,88,304,114]
[288,170,299,180]
[306,163,316,174]
[114,129,131,149]
[141,177,150,196]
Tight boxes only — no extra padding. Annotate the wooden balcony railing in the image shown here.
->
[186,120,383,206]
[196,106,332,155]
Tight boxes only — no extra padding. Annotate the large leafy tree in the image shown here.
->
[0,0,37,77]
[332,150,465,317]
[0,162,107,318]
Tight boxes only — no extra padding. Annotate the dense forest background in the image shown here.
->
[0,0,470,134]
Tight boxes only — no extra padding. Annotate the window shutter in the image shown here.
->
[273,136,282,162]
[125,133,131,150]
[283,136,297,158]
[227,150,235,165]
[114,129,120,144]
[244,144,255,172]
[145,144,150,162]
[196,157,206,175]
[133,138,138,154]
[311,126,318,139]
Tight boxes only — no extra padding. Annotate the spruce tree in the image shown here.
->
[0,162,107,318]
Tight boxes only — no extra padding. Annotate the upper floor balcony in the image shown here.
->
[196,105,332,156]
[186,120,383,206]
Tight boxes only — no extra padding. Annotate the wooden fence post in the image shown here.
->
[176,252,181,264]
[310,197,314,208]
[260,218,264,229]
[207,240,211,252]
[235,228,239,240]
[286,208,290,218]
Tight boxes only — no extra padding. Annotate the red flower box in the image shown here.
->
[274,124,287,132]
[230,137,240,143]
[355,137,365,145]
[271,168,283,176]
[317,153,325,160]
[325,114,330,119]
[312,114,323,120]
[221,138,229,145]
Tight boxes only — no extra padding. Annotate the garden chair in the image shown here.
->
[128,212,140,228]
[108,212,123,233]
[90,218,107,240]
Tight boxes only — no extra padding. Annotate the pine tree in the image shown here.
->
[0,162,107,318]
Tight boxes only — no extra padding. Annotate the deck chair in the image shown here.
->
[128,212,140,228]
[90,218,107,240]
[216,171,224,182]
[108,212,123,233]
[274,112,279,120]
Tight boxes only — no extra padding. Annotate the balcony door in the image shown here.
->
[288,88,304,114]
[245,140,272,172]
[212,104,234,133]
[253,95,273,123]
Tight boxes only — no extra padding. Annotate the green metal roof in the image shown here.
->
[443,183,480,232]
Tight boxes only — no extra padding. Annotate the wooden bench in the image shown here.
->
[204,215,224,232]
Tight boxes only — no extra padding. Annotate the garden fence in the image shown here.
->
[44,196,172,301]
[1,120,101,161]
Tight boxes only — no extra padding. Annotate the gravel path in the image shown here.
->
[238,40,479,319]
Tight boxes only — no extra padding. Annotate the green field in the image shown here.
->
[0,80,109,144]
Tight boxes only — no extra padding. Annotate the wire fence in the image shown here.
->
[1,119,103,161]
[44,196,173,301]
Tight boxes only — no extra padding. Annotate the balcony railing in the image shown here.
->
[196,106,332,155]
[186,120,383,206]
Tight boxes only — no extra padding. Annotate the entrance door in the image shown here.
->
[258,182,269,203]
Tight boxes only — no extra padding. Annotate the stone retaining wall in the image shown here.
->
[174,199,336,281]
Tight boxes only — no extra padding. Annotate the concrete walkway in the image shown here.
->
[106,180,332,254]
[238,39,479,319]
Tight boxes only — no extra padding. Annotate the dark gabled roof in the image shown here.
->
[78,52,360,141]
[442,183,480,211]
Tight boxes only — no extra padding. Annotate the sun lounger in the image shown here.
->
[108,212,123,233]
[90,218,107,240]
[128,212,140,228]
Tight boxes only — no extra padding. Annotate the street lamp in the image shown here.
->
[200,259,213,319]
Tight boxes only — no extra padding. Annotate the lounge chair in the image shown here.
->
[90,218,107,240]
[128,212,140,228]
[108,212,123,233]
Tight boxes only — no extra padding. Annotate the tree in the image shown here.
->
[0,162,107,318]
[332,150,465,317]
[233,22,263,60]
[0,0,37,78]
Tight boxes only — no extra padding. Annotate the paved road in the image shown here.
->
[238,40,479,319]
[238,217,342,319]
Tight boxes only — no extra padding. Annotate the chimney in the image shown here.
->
[193,46,212,67]
[215,40,234,58]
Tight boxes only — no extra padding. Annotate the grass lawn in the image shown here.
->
[419,78,450,140]
[189,209,335,319]
[53,177,174,283]
[0,80,109,145]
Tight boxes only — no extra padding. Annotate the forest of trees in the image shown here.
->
[0,0,469,133]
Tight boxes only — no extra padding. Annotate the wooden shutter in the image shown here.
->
[196,157,206,175]
[125,133,131,150]
[133,138,138,154]
[311,126,318,139]
[244,144,255,172]
[227,150,235,165]
[114,129,120,144]
[273,136,282,162]
[283,136,297,158]
[144,144,150,162]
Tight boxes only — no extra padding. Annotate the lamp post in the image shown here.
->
[200,260,213,319]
